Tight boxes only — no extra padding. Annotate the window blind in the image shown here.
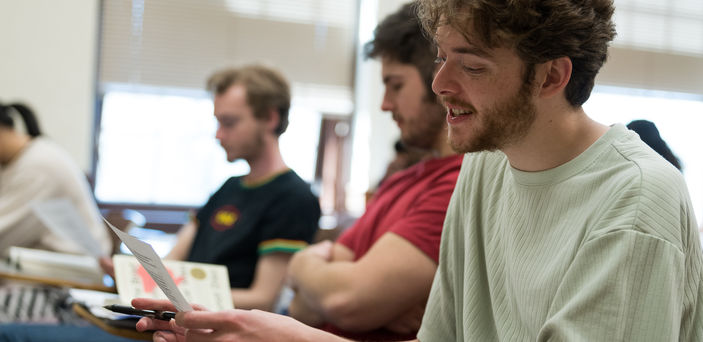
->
[614,0,703,56]
[597,0,703,96]
[99,0,357,108]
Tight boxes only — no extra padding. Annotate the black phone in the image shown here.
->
[103,304,176,321]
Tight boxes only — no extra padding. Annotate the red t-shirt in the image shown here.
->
[325,154,463,341]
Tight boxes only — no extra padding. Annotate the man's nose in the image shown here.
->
[432,63,459,97]
[381,93,394,112]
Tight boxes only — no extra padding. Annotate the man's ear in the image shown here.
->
[537,56,572,99]
[266,108,281,134]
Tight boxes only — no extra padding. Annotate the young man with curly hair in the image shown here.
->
[416,0,702,340]
[134,0,703,340]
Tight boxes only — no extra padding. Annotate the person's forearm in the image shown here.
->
[288,242,355,300]
[305,329,355,342]
[231,288,277,311]
[289,293,325,327]
[288,252,371,330]
[289,253,356,306]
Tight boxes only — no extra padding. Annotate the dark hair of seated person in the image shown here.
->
[627,119,681,171]
[0,102,42,137]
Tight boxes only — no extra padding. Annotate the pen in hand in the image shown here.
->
[103,304,176,321]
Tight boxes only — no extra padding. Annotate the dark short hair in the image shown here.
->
[417,0,616,107]
[207,65,291,136]
[364,2,437,100]
[0,102,42,137]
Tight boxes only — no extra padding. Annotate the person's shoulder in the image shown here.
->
[17,138,83,176]
[272,170,317,199]
[204,176,244,202]
[421,154,463,179]
[436,153,464,173]
[268,171,320,216]
[594,131,693,250]
[278,169,307,184]
[610,129,687,193]
[213,176,243,192]
[223,175,244,186]
[20,138,68,163]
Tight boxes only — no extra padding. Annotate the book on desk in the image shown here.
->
[2,248,233,310]
[1,249,233,336]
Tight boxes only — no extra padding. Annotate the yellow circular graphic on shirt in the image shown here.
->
[190,268,206,279]
[211,205,240,231]
[215,211,238,226]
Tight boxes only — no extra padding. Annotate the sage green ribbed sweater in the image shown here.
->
[418,124,703,341]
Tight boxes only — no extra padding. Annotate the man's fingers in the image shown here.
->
[153,330,181,342]
[306,240,333,259]
[184,328,218,342]
[132,298,207,312]
[190,303,208,311]
[132,298,176,311]
[169,318,189,334]
[136,317,172,332]
[175,310,240,330]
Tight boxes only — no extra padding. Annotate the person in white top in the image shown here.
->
[0,102,111,257]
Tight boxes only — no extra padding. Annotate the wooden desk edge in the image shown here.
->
[0,270,116,293]
[72,303,153,341]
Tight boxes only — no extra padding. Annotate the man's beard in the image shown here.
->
[227,127,265,162]
[444,80,537,154]
[400,101,446,150]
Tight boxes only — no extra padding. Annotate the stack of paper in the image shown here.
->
[8,246,103,285]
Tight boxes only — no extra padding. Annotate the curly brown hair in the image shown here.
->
[207,65,291,136]
[416,0,616,107]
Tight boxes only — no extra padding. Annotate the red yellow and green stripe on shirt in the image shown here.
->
[258,239,308,255]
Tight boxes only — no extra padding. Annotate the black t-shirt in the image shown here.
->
[188,170,320,288]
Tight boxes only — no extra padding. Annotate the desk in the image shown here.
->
[0,264,152,341]
[72,303,153,341]
[0,267,115,293]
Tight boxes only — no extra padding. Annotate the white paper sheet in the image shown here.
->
[105,219,192,312]
[32,198,105,257]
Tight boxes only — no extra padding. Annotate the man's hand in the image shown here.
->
[287,240,334,290]
[286,233,436,332]
[177,309,351,342]
[288,290,325,327]
[132,298,207,342]
[135,297,348,342]
[303,240,334,261]
[287,241,352,326]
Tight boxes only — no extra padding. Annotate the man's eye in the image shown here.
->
[462,66,485,74]
[219,120,236,127]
